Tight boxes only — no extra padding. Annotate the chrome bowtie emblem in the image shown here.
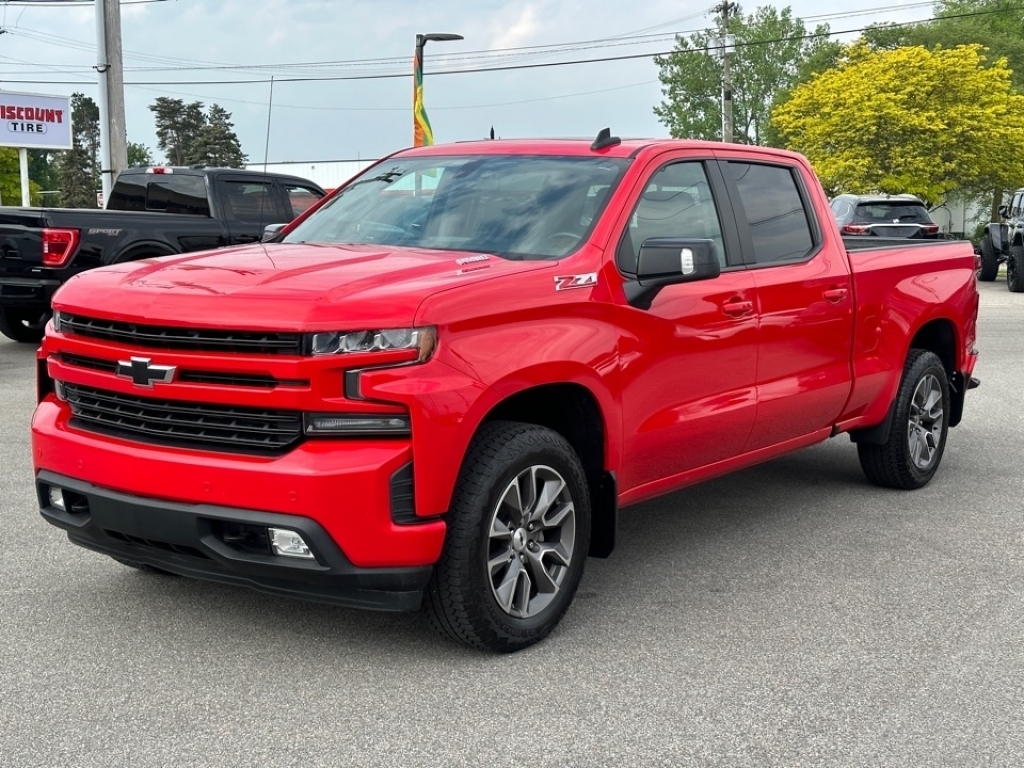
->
[115,356,177,388]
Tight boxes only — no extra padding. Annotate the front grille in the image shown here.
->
[58,353,306,389]
[104,530,210,560]
[60,313,303,355]
[63,382,304,454]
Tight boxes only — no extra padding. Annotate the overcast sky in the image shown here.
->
[0,0,932,163]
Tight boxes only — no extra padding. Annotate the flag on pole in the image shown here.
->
[413,49,433,147]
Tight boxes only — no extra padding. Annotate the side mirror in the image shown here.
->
[998,205,1009,218]
[624,238,721,309]
[262,223,287,242]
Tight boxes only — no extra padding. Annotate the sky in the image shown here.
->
[0,0,936,164]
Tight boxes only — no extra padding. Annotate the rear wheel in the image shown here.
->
[424,421,590,652]
[858,349,949,490]
[0,305,48,343]
[1008,246,1024,292]
[978,236,999,282]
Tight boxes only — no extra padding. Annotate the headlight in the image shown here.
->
[306,327,436,361]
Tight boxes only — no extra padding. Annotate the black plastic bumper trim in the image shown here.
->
[36,470,433,612]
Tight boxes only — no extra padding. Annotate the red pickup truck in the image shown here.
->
[32,135,980,652]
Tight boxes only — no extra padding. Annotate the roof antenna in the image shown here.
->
[257,75,275,250]
[490,126,495,140]
[591,127,621,151]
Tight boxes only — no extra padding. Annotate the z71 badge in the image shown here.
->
[554,273,597,291]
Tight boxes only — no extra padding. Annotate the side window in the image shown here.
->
[1012,192,1023,218]
[729,162,815,264]
[219,181,290,224]
[144,175,210,216]
[830,198,852,222]
[282,184,325,218]
[617,161,727,275]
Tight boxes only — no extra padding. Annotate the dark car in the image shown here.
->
[830,194,940,239]
[0,166,325,342]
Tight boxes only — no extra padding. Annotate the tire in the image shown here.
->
[978,236,999,282]
[858,349,950,490]
[424,421,591,652]
[1008,246,1024,293]
[0,305,48,343]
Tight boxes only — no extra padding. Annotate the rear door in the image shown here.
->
[613,154,759,491]
[717,155,854,451]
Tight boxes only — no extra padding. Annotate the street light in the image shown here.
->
[413,32,463,147]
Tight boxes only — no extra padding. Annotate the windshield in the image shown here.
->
[282,154,630,260]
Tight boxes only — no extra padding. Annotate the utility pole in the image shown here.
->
[95,0,127,203]
[715,1,737,144]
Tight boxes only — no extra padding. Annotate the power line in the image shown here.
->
[0,4,1018,87]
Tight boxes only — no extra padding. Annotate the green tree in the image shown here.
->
[54,93,101,208]
[863,0,1024,217]
[771,44,1024,204]
[127,142,154,167]
[189,104,247,168]
[0,149,42,206]
[149,97,206,165]
[654,5,835,144]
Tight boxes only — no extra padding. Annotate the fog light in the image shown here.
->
[48,486,66,512]
[268,528,315,559]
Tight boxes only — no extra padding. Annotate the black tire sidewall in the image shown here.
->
[979,237,998,282]
[427,421,592,651]
[0,305,47,343]
[893,352,950,487]
[471,440,590,638]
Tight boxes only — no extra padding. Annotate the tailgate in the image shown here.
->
[0,209,47,269]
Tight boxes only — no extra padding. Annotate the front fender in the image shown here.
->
[359,331,621,518]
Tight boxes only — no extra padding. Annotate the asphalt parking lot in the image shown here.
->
[1,281,1021,768]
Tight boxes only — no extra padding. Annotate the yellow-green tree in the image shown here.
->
[0,148,43,206]
[771,43,1024,203]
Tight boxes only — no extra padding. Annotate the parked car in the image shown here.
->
[0,166,326,342]
[977,188,1024,290]
[33,135,980,652]
[830,194,941,239]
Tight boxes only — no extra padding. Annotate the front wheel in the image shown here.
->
[1008,246,1024,292]
[858,349,950,490]
[424,421,591,652]
[0,305,48,343]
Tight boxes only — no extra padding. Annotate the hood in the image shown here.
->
[54,242,549,330]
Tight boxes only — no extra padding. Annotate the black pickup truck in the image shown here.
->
[0,166,325,342]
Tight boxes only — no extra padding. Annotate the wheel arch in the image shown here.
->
[112,240,178,263]
[481,382,617,558]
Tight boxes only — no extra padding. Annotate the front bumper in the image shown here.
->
[38,470,434,611]
[32,398,447,569]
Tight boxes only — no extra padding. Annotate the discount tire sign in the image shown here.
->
[0,91,72,150]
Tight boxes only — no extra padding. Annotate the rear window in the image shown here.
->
[854,201,931,223]
[107,174,210,216]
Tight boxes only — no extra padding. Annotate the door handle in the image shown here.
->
[823,287,849,303]
[722,300,753,317]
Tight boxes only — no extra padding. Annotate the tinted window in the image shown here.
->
[730,162,814,264]
[618,161,727,274]
[107,177,146,212]
[140,175,210,216]
[219,181,290,224]
[283,155,629,260]
[853,201,931,223]
[283,184,324,217]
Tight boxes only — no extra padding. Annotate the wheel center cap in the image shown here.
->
[512,528,528,553]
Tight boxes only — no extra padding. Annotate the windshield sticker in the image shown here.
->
[554,273,597,291]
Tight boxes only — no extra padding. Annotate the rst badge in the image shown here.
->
[554,273,598,291]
